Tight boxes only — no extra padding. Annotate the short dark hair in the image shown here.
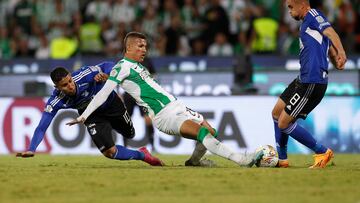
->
[123,31,147,53]
[50,67,70,83]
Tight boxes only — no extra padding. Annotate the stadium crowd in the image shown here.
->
[0,0,359,60]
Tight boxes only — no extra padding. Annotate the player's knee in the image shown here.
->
[102,146,117,159]
[277,120,290,130]
[272,109,280,120]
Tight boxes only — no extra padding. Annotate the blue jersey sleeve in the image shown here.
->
[76,61,115,82]
[28,95,62,152]
[98,61,116,75]
[28,112,54,152]
[308,9,331,33]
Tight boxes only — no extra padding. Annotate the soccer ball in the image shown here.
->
[255,145,279,167]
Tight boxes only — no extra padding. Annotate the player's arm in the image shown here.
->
[328,44,338,68]
[16,112,55,158]
[92,62,115,82]
[66,79,118,125]
[323,27,347,70]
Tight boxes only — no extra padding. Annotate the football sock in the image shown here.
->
[273,118,289,160]
[281,122,327,154]
[188,128,218,164]
[197,127,252,166]
[146,124,155,150]
[113,145,145,160]
[188,142,207,164]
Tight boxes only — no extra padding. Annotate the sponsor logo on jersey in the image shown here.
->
[286,105,292,110]
[89,128,97,135]
[44,105,53,113]
[323,71,328,78]
[81,91,89,97]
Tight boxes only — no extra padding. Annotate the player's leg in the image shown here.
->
[85,121,142,160]
[180,120,263,167]
[86,120,162,166]
[278,82,332,168]
[185,120,217,166]
[272,98,290,167]
[143,115,155,151]
[122,93,136,147]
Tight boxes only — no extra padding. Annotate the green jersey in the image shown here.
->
[109,57,176,117]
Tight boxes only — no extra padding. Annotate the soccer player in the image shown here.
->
[273,0,347,168]
[67,32,264,167]
[122,58,156,152]
[16,61,163,166]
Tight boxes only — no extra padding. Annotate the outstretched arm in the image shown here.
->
[16,113,54,158]
[323,27,347,70]
[66,79,118,125]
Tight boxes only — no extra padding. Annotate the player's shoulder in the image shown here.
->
[45,91,66,112]
[97,61,116,69]
[306,9,328,22]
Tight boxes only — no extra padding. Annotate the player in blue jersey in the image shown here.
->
[272,0,347,168]
[16,61,163,166]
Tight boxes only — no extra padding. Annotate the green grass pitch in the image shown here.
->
[0,154,360,203]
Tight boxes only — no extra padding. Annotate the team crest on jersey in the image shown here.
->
[81,91,89,97]
[110,69,118,77]
[44,105,53,113]
[316,16,325,23]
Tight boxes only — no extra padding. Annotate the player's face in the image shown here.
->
[55,74,76,96]
[286,0,301,21]
[127,38,147,62]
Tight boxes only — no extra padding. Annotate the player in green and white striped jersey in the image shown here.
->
[67,32,263,167]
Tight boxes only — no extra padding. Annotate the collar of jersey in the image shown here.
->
[124,57,138,64]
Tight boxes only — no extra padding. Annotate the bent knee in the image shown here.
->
[272,108,280,120]
[102,146,117,159]
[277,120,290,130]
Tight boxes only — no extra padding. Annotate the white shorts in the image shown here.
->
[153,100,204,136]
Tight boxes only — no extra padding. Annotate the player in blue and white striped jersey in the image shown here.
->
[16,61,163,166]
[272,0,347,168]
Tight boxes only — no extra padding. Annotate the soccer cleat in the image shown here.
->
[251,150,264,167]
[276,159,289,168]
[309,148,334,169]
[139,147,164,166]
[185,158,217,167]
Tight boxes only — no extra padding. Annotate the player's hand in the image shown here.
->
[66,116,86,126]
[16,151,34,158]
[94,73,109,82]
[335,51,347,70]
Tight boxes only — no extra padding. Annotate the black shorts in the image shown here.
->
[82,96,135,152]
[280,78,327,119]
[123,92,146,116]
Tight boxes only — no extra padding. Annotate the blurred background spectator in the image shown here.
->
[0,0,359,60]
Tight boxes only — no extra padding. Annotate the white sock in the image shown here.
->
[202,134,253,166]
[188,142,207,164]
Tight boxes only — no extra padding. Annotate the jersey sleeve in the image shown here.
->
[108,62,130,84]
[74,63,110,83]
[308,10,331,33]
[98,61,116,75]
[28,112,54,152]
[28,96,62,152]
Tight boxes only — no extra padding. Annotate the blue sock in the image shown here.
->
[274,119,289,160]
[281,122,327,154]
[113,145,145,160]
